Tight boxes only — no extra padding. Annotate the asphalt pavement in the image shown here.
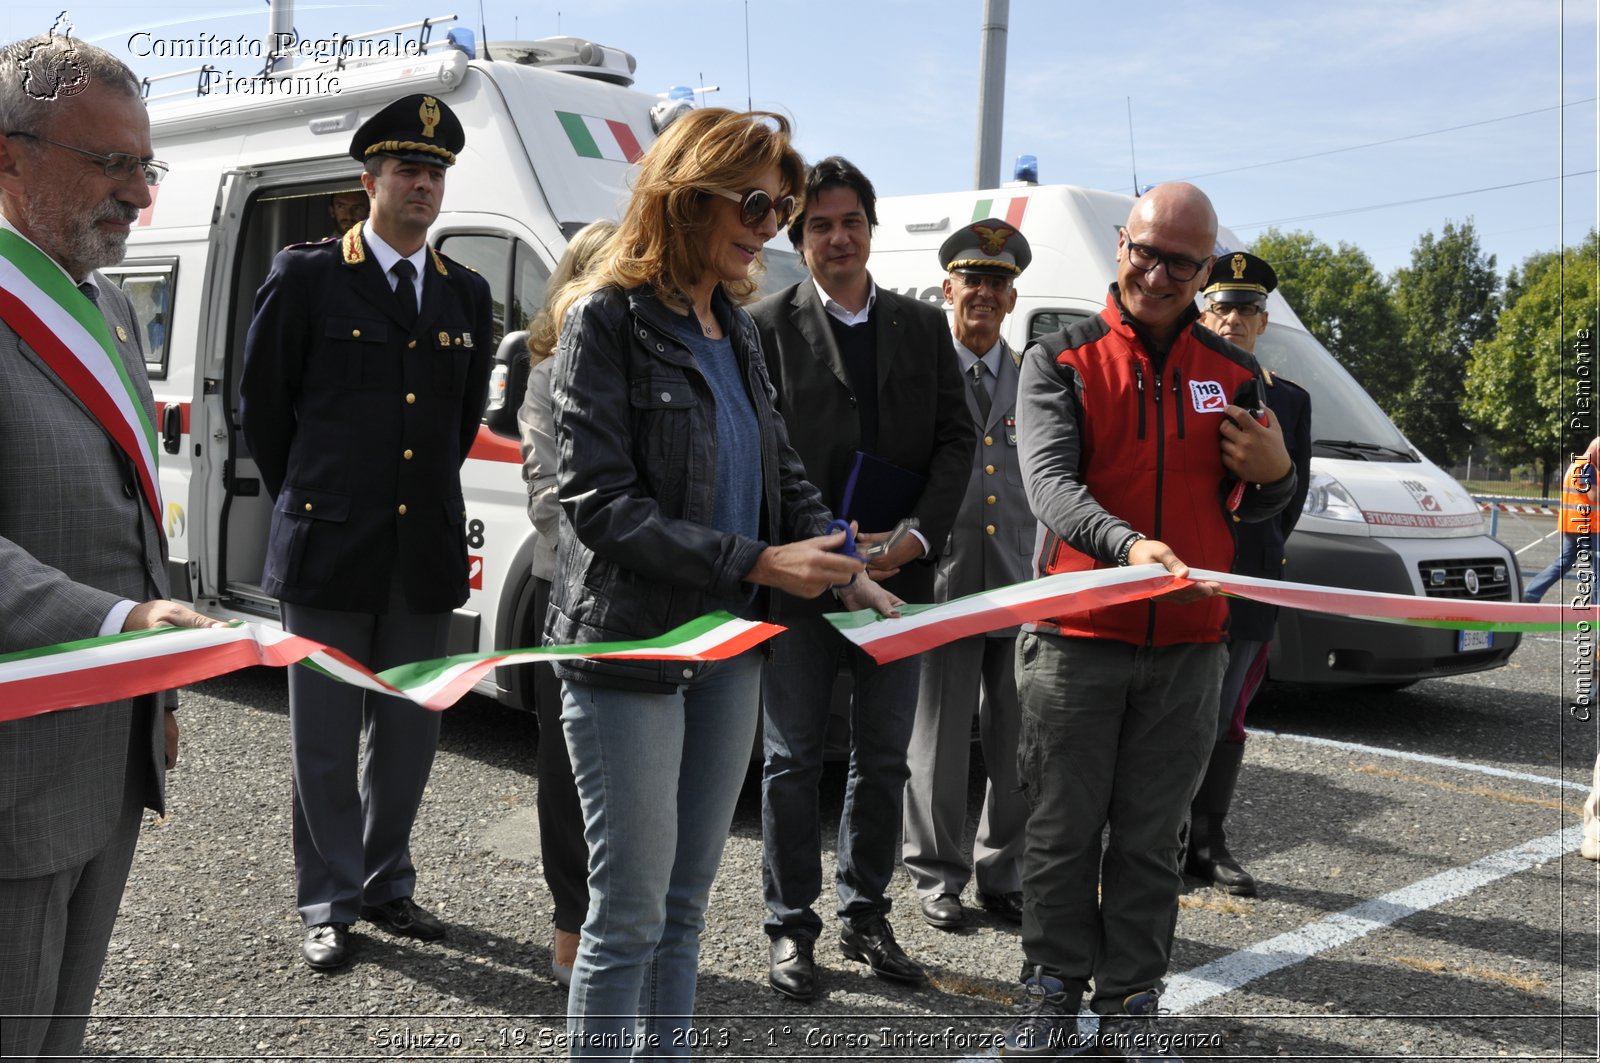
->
[77,511,1598,1060]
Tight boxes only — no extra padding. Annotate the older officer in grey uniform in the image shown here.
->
[240,94,494,970]
[902,220,1034,929]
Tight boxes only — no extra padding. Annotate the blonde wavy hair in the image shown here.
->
[548,108,805,335]
[527,219,618,363]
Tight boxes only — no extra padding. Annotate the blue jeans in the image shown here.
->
[561,651,761,1060]
[1523,532,1587,603]
[760,611,921,939]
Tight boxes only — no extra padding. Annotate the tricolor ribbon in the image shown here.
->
[0,613,781,722]
[0,569,1581,719]
[828,565,1580,663]
[0,229,163,528]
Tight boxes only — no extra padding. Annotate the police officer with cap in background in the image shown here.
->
[240,93,494,969]
[1190,250,1311,896]
[902,219,1034,930]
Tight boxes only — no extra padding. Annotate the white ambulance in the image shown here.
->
[112,21,687,711]
[868,183,1521,687]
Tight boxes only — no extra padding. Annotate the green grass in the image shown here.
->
[1460,478,1549,499]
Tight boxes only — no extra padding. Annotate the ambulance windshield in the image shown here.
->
[1252,325,1416,463]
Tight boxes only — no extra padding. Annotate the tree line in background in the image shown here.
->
[1252,223,1600,496]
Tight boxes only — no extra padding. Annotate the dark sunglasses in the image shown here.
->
[705,185,796,230]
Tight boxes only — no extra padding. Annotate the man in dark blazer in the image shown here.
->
[1190,251,1312,896]
[240,94,493,970]
[750,157,974,1000]
[0,34,221,1059]
[902,220,1035,932]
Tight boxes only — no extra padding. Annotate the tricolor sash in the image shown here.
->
[0,229,162,528]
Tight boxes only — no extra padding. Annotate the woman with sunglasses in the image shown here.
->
[544,108,901,1058]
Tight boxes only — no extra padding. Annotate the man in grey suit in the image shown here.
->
[750,157,974,1000]
[902,220,1034,931]
[0,33,221,1060]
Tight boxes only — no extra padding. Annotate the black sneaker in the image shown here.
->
[1000,966,1081,1056]
[1095,989,1182,1061]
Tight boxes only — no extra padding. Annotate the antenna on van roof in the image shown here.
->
[1126,96,1140,196]
[478,0,493,60]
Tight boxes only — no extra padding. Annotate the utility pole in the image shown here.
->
[974,0,1008,189]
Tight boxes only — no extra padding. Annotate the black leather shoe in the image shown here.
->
[839,916,926,985]
[302,922,350,970]
[768,934,816,1001]
[361,897,447,941]
[919,892,965,929]
[978,889,1025,924]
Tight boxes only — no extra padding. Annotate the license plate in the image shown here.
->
[1458,630,1493,652]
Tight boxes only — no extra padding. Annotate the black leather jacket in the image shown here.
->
[547,283,833,691]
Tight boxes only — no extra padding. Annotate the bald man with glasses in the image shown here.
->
[998,185,1294,1059]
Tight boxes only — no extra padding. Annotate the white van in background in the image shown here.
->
[111,22,680,712]
[869,184,1521,687]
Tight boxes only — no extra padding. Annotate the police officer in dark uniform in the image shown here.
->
[1190,250,1312,895]
[240,93,494,969]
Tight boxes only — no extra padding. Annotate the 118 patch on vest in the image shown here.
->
[1188,379,1227,413]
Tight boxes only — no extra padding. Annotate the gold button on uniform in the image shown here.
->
[985,524,996,535]
[403,449,413,460]
[986,495,997,505]
[397,504,408,515]
[351,329,361,338]
[408,340,417,349]
[984,435,994,446]
[405,393,416,404]
[303,502,313,512]
[985,464,996,475]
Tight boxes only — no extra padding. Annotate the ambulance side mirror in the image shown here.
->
[484,330,531,439]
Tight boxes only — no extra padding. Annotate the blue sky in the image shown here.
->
[6,0,1596,278]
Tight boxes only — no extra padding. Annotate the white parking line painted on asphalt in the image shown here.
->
[1248,727,1588,791]
[1163,824,1583,1013]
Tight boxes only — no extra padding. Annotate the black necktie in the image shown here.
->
[78,281,98,304]
[969,360,992,420]
[391,259,417,328]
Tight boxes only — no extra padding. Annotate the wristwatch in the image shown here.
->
[1115,531,1147,567]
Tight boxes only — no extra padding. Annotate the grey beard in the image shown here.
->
[24,195,139,279]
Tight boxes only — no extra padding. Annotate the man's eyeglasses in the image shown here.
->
[1205,302,1265,319]
[1123,234,1208,282]
[951,272,1014,292]
[705,185,795,230]
[5,131,168,186]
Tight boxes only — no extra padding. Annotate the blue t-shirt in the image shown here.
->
[673,317,762,544]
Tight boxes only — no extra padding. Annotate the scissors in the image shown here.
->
[827,518,865,560]
[831,517,920,560]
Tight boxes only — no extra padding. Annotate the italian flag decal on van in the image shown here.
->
[557,111,644,162]
[973,196,1028,227]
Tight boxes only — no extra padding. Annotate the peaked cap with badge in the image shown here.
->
[1203,251,1278,306]
[349,93,465,168]
[940,218,1032,277]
